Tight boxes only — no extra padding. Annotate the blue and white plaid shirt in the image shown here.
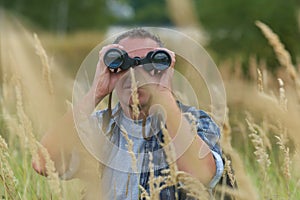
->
[94,101,223,200]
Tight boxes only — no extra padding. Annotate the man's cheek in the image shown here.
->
[133,89,148,102]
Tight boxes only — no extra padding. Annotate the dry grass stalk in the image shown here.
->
[140,125,179,199]
[275,133,291,199]
[33,33,54,95]
[250,122,272,152]
[1,106,23,148]
[222,152,256,199]
[14,75,59,197]
[275,134,291,181]
[138,152,166,200]
[223,156,236,189]
[0,134,20,200]
[221,109,258,200]
[14,80,40,170]
[160,122,178,186]
[130,68,140,119]
[255,20,300,101]
[138,184,150,200]
[148,152,160,200]
[156,121,210,200]
[119,125,138,173]
[176,171,209,200]
[278,78,288,111]
[36,142,63,199]
[139,123,182,199]
[246,119,271,199]
[259,59,269,90]
[257,68,264,93]
[246,119,271,171]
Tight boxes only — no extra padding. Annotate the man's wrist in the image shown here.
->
[86,87,107,107]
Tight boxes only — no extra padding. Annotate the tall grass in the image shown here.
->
[1,11,300,200]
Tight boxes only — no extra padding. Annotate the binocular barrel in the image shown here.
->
[103,48,171,72]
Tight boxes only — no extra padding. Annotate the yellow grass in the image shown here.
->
[1,10,300,200]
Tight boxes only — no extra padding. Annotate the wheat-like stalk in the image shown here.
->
[250,121,272,152]
[1,106,23,148]
[138,184,150,200]
[14,76,60,196]
[14,80,40,171]
[223,156,236,189]
[176,171,209,200]
[257,68,264,93]
[0,134,20,200]
[139,123,181,199]
[278,78,288,111]
[221,109,259,200]
[130,68,140,119]
[36,142,63,199]
[246,118,271,199]
[275,133,291,199]
[141,143,178,199]
[275,134,291,181]
[247,119,271,171]
[119,125,138,173]
[255,20,300,101]
[33,33,54,95]
[148,152,160,200]
[138,123,177,199]
[160,122,178,186]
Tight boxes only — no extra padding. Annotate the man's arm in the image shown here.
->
[32,91,100,178]
[152,91,218,186]
[32,44,126,178]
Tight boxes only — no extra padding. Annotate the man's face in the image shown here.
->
[114,37,160,110]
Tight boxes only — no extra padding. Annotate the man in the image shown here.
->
[33,28,223,199]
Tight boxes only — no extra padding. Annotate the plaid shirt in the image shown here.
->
[95,101,223,199]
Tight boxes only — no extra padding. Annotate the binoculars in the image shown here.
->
[103,48,171,72]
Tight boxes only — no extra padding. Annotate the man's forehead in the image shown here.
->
[118,37,159,54]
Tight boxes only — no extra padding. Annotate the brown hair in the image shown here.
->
[113,28,164,47]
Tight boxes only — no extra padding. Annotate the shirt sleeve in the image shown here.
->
[209,150,224,188]
[185,107,224,188]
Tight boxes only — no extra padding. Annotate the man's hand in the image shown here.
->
[135,48,176,100]
[91,44,127,106]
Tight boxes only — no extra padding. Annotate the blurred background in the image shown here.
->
[1,0,300,200]
[2,0,300,75]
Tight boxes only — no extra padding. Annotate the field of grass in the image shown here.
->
[1,13,300,200]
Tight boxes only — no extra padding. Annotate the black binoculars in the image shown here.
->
[103,48,172,72]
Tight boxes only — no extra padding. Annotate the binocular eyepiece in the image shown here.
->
[103,48,172,72]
